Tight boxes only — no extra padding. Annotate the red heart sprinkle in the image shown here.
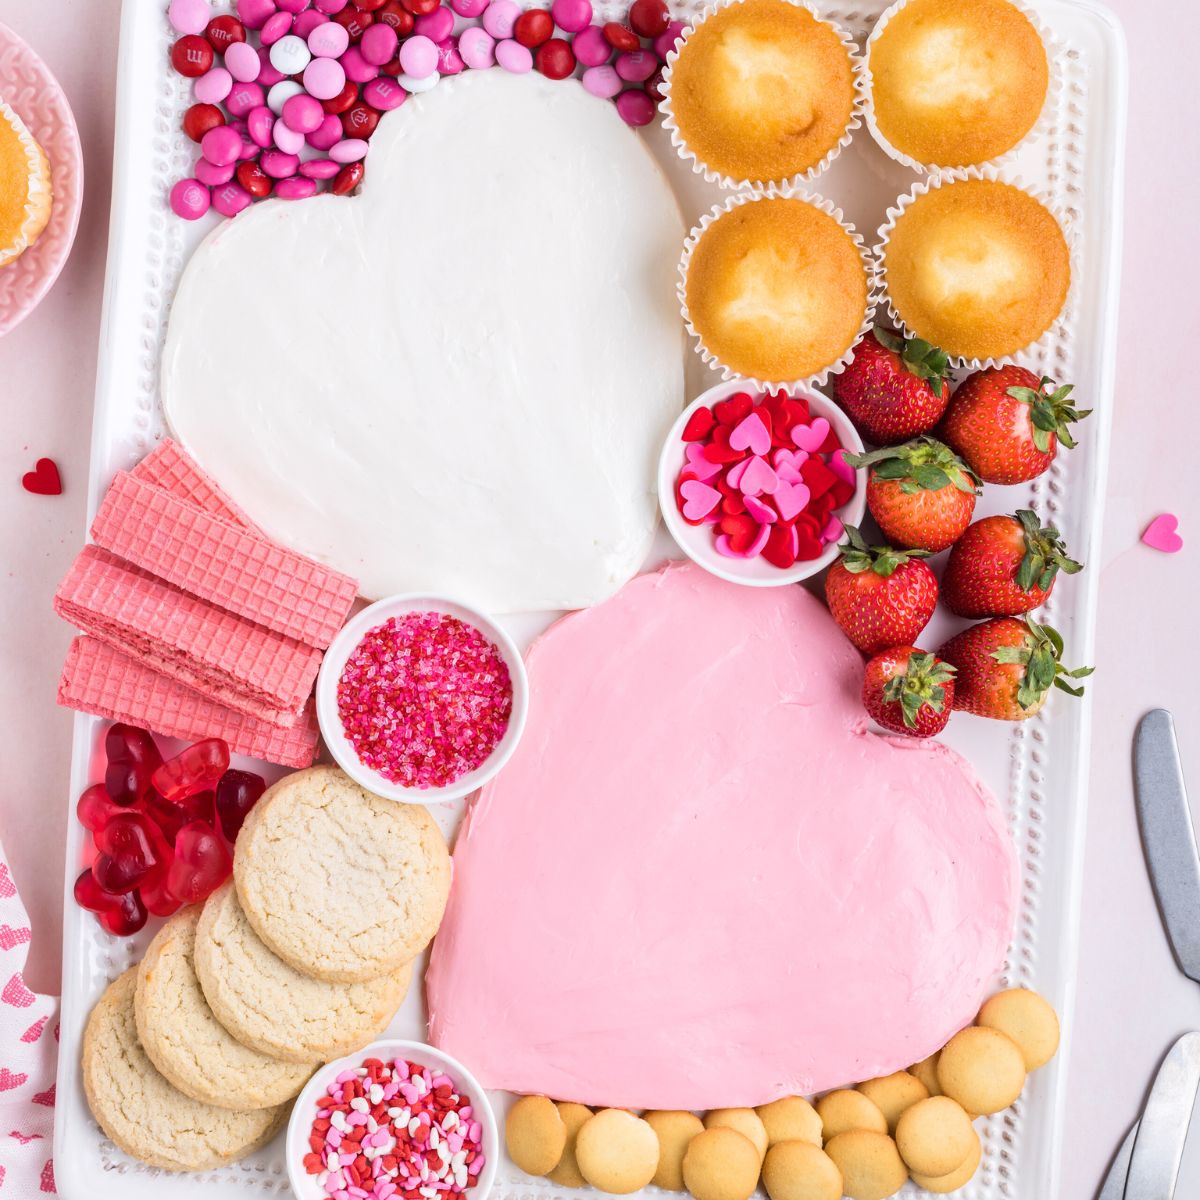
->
[721,494,746,516]
[713,393,753,427]
[829,477,856,507]
[704,426,747,465]
[681,407,716,442]
[800,457,838,500]
[22,458,62,496]
[762,523,799,569]
[795,521,825,560]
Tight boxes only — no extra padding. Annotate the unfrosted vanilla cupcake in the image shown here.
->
[0,99,52,269]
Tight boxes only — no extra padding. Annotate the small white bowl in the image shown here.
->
[657,379,867,587]
[285,1039,499,1200]
[317,594,529,805]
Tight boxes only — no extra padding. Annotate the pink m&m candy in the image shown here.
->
[299,157,341,179]
[282,91,325,132]
[550,0,591,33]
[276,0,312,13]
[169,178,211,220]
[436,37,464,75]
[260,11,295,45]
[195,156,235,186]
[256,44,287,84]
[398,34,438,78]
[314,0,350,11]
[212,181,252,217]
[247,105,275,146]
[275,176,318,199]
[194,65,233,103]
[308,18,350,56]
[572,25,611,67]
[224,40,262,82]
[450,0,488,15]
[200,123,243,166]
[360,22,399,65]
[616,49,656,82]
[616,87,655,126]
[413,7,453,42]
[329,137,369,162]
[457,25,495,69]
[304,55,346,99]
[273,118,307,153]
[226,79,265,116]
[237,0,277,29]
[654,19,687,59]
[496,38,533,73]
[307,112,344,149]
[169,0,212,36]
[481,0,519,40]
[581,63,620,98]
[294,10,328,38]
[362,76,407,109]
[260,148,300,177]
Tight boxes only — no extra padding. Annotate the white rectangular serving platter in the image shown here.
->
[55,1,1127,1197]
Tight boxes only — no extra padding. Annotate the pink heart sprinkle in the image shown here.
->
[738,455,778,497]
[714,533,740,559]
[822,515,845,543]
[1142,513,1183,553]
[680,479,721,522]
[729,411,770,457]
[717,524,770,559]
[774,480,812,522]
[684,444,722,482]
[829,449,856,486]
[776,463,805,485]
[726,458,749,489]
[791,417,831,452]
[773,448,809,472]
[744,495,777,525]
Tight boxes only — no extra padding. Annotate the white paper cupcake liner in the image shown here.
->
[0,100,52,268]
[660,0,867,192]
[861,0,1063,176]
[678,184,880,393]
[874,166,1077,372]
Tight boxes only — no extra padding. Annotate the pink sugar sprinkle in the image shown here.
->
[337,611,513,789]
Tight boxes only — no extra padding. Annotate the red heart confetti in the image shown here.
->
[681,407,716,443]
[21,458,62,496]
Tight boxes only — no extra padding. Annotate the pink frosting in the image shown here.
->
[427,563,1018,1110]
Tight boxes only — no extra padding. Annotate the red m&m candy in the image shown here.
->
[535,37,576,80]
[171,34,215,77]
[513,9,553,48]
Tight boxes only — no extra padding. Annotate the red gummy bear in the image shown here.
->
[167,821,232,904]
[92,813,164,894]
[97,890,148,937]
[152,738,230,803]
[104,723,162,806]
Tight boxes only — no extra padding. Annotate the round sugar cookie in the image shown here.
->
[575,1109,660,1194]
[234,766,451,982]
[977,987,1060,1070]
[894,1096,974,1177]
[762,1140,843,1200]
[816,1090,887,1140]
[757,1096,823,1148]
[83,970,287,1172]
[135,907,314,1110]
[910,1126,982,1193]
[705,1107,768,1161]
[909,1053,943,1097]
[548,1102,594,1187]
[645,1110,705,1190]
[823,1131,908,1200]
[856,1071,928,1133]
[506,1095,566,1176]
[937,1025,1027,1115]
[195,881,413,1064]
[682,1127,761,1200]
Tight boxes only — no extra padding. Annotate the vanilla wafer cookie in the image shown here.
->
[83,969,287,1172]
[135,907,314,1109]
[132,439,260,532]
[195,881,413,1063]
[234,766,451,983]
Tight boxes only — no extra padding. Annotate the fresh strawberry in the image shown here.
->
[938,615,1093,720]
[833,327,952,445]
[942,510,1082,618]
[825,527,938,654]
[847,437,980,552]
[939,366,1091,484]
[862,646,956,738]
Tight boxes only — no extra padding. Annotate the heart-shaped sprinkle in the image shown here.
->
[721,493,746,517]
[725,458,750,490]
[21,458,62,496]
[1142,513,1183,553]
[829,449,856,487]
[729,412,770,457]
[773,448,809,473]
[791,418,831,453]
[680,480,721,523]
[774,480,812,522]
[681,407,716,442]
[744,495,776,525]
[800,457,838,500]
[713,392,753,427]
[762,523,799,569]
[684,444,722,481]
[738,456,778,497]
[703,425,746,465]
[822,515,844,543]
[795,519,825,560]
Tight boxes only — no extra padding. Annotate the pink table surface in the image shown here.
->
[1,1,1197,1194]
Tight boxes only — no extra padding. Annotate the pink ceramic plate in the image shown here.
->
[0,21,84,338]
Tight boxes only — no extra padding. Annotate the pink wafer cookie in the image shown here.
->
[54,546,320,725]
[58,637,320,768]
[131,439,261,533]
[91,472,358,649]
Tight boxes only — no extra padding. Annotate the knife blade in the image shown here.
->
[1097,1122,1137,1200]
[1123,1032,1200,1200]
[1134,709,1200,983]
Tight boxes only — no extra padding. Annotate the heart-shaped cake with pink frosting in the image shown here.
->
[427,561,1018,1110]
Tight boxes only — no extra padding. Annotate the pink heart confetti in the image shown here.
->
[0,1068,28,1092]
[725,458,749,490]
[773,448,809,472]
[829,449,856,487]
[729,412,770,457]
[776,463,805,485]
[791,417,831,452]
[738,456,778,497]
[744,496,777,525]
[2,975,35,1009]
[684,444,722,482]
[718,526,770,558]
[822,515,845,543]
[774,480,812,522]
[680,480,721,522]
[1142,513,1183,553]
